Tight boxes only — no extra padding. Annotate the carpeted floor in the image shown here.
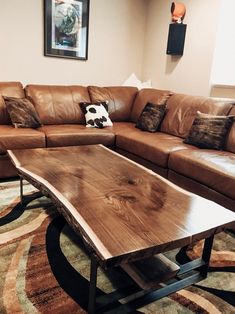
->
[0,179,234,314]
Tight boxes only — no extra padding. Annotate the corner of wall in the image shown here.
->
[140,0,151,82]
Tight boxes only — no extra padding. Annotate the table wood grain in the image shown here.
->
[8,145,235,267]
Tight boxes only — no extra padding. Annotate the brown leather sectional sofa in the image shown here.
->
[0,81,235,212]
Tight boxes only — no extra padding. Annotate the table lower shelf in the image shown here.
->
[121,253,180,290]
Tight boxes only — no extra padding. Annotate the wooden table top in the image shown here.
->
[8,145,235,267]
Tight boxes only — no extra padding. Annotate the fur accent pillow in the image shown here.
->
[184,111,234,150]
[80,102,113,128]
[3,96,41,128]
[136,103,167,132]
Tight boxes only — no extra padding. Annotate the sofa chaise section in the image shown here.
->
[168,105,235,211]
[117,91,235,211]
[161,95,235,211]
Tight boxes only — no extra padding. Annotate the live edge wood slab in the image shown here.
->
[7,145,235,313]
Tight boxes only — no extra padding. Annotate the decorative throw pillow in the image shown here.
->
[184,111,234,150]
[135,102,167,132]
[79,102,113,128]
[3,96,41,128]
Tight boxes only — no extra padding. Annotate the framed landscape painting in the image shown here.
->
[44,0,90,60]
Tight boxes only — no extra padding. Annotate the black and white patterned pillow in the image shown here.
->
[80,102,113,128]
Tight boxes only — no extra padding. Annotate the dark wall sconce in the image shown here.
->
[166,2,187,56]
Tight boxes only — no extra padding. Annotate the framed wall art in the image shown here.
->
[44,0,90,60]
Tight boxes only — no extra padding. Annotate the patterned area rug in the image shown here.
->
[0,180,234,314]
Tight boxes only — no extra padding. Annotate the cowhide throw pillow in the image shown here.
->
[135,102,167,132]
[184,111,234,150]
[80,102,113,128]
[3,96,42,128]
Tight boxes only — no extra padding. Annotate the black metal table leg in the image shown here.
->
[200,233,214,277]
[88,255,98,314]
[18,176,51,209]
[20,175,24,207]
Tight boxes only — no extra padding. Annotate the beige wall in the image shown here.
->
[1,0,234,98]
[0,0,147,86]
[143,0,221,96]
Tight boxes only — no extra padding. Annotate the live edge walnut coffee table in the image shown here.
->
[8,145,235,314]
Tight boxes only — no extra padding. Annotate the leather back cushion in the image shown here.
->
[88,86,138,121]
[226,105,235,153]
[25,85,90,124]
[0,82,25,124]
[161,94,235,138]
[130,88,173,123]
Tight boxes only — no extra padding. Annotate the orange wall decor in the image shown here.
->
[171,2,186,23]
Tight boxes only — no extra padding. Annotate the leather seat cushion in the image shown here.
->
[115,123,196,167]
[39,125,115,147]
[0,125,46,154]
[112,122,137,135]
[168,149,235,200]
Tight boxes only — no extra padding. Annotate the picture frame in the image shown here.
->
[44,0,90,60]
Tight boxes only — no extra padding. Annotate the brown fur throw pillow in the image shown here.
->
[4,96,41,128]
[136,102,167,132]
[184,111,234,150]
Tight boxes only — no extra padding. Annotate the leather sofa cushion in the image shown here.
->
[168,149,235,200]
[0,82,25,125]
[130,88,172,123]
[168,170,235,212]
[88,86,138,122]
[226,105,235,153]
[116,148,168,178]
[115,123,195,167]
[161,94,234,138]
[25,85,90,125]
[0,125,46,154]
[39,125,115,147]
[112,122,140,136]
